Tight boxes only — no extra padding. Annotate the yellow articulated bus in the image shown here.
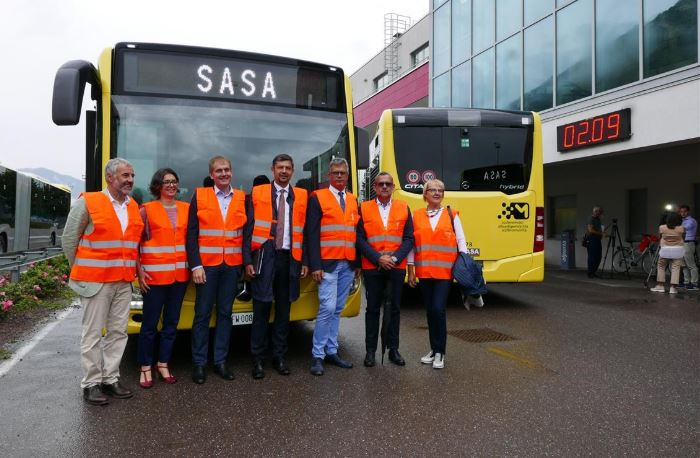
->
[52,42,368,333]
[368,108,544,283]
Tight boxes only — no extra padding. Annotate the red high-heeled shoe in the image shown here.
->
[156,363,177,384]
[139,366,153,389]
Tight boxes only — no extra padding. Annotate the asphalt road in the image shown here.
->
[1,270,698,456]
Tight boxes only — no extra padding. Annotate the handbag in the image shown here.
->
[581,233,590,248]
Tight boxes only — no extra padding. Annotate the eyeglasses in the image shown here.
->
[330,171,348,176]
[426,188,444,194]
[375,182,394,188]
[162,180,179,186]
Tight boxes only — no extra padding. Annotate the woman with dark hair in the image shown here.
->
[650,212,685,294]
[136,168,190,388]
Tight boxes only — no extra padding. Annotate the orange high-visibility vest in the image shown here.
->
[314,188,358,261]
[413,208,458,280]
[250,184,307,262]
[360,199,409,270]
[139,200,190,285]
[196,187,246,266]
[70,192,144,282]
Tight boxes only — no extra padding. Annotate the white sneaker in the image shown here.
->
[432,353,445,369]
[420,351,434,364]
[468,295,484,308]
[669,287,678,294]
[650,286,665,293]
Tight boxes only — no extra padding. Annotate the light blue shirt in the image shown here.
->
[682,215,697,241]
[215,185,234,220]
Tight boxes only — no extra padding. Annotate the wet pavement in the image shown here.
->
[1,269,698,456]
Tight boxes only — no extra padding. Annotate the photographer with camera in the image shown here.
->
[586,206,607,278]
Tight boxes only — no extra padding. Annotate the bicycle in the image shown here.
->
[612,233,659,275]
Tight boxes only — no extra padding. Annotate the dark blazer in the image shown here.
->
[356,203,414,270]
[185,190,206,269]
[243,184,306,302]
[306,191,359,273]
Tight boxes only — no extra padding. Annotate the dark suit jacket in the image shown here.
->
[306,191,359,273]
[243,185,306,302]
[356,203,414,270]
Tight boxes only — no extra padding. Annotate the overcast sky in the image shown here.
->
[0,0,427,179]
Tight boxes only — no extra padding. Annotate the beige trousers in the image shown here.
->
[80,281,132,388]
[657,258,682,285]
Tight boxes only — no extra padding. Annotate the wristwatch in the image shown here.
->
[391,256,398,263]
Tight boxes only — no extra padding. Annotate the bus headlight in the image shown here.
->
[130,286,143,310]
[349,275,361,295]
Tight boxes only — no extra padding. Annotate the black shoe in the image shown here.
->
[192,365,206,384]
[310,357,324,376]
[325,353,353,369]
[101,381,133,399]
[364,352,376,367]
[213,362,234,380]
[273,358,291,376]
[388,349,406,366]
[252,360,265,380]
[83,386,109,406]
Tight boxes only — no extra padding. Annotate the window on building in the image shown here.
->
[549,194,577,238]
[472,49,495,108]
[433,3,451,76]
[374,72,390,91]
[627,188,648,242]
[434,0,449,9]
[452,60,470,107]
[524,16,553,111]
[433,72,451,107]
[596,0,639,93]
[556,0,592,105]
[557,0,574,7]
[643,0,698,78]
[525,0,552,26]
[473,0,495,54]
[452,0,471,66]
[412,43,430,67]
[496,33,521,110]
[497,0,521,41]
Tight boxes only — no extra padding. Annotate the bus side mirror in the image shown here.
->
[354,126,370,169]
[52,60,99,126]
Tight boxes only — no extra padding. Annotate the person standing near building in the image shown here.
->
[136,168,189,389]
[650,212,686,294]
[306,158,358,376]
[679,205,698,290]
[586,206,605,278]
[187,156,246,384]
[62,158,144,406]
[244,154,308,379]
[356,172,413,367]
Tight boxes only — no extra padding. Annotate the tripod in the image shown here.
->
[601,221,630,279]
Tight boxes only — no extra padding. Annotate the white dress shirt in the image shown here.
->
[106,191,131,234]
[376,198,391,228]
[215,185,234,220]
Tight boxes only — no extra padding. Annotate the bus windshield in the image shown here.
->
[111,95,350,203]
[394,125,533,195]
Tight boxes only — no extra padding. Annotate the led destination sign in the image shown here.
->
[556,108,631,152]
[116,49,342,111]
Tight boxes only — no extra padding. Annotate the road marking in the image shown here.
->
[0,307,75,379]
[487,347,541,369]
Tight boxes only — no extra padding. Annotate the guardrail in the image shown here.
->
[0,247,65,282]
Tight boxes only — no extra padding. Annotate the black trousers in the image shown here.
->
[250,250,291,360]
[364,268,406,353]
[587,237,602,276]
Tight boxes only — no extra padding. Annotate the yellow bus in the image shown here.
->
[52,42,366,333]
[368,108,544,283]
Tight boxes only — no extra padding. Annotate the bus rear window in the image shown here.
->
[394,125,533,195]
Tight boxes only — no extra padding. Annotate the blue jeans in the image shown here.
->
[419,279,451,354]
[191,264,241,366]
[137,281,188,366]
[312,260,354,359]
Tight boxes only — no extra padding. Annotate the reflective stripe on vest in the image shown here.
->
[250,184,307,262]
[70,192,144,283]
[314,188,357,261]
[360,199,409,270]
[413,208,458,280]
[139,200,190,284]
[196,187,246,266]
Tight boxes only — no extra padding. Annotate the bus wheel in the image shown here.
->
[50,232,57,246]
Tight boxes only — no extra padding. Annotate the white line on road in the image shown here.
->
[0,307,75,379]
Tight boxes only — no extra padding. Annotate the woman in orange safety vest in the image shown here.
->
[136,168,190,389]
[407,179,471,370]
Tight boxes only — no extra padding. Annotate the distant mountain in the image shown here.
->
[18,167,84,200]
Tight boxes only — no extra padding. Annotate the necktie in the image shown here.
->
[338,190,346,212]
[275,189,286,249]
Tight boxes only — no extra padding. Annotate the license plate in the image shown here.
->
[231,312,254,326]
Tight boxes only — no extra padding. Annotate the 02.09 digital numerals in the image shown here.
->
[561,113,620,149]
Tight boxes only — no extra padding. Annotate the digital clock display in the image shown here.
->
[556,108,631,152]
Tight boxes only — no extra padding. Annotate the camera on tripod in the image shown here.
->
[611,218,618,224]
